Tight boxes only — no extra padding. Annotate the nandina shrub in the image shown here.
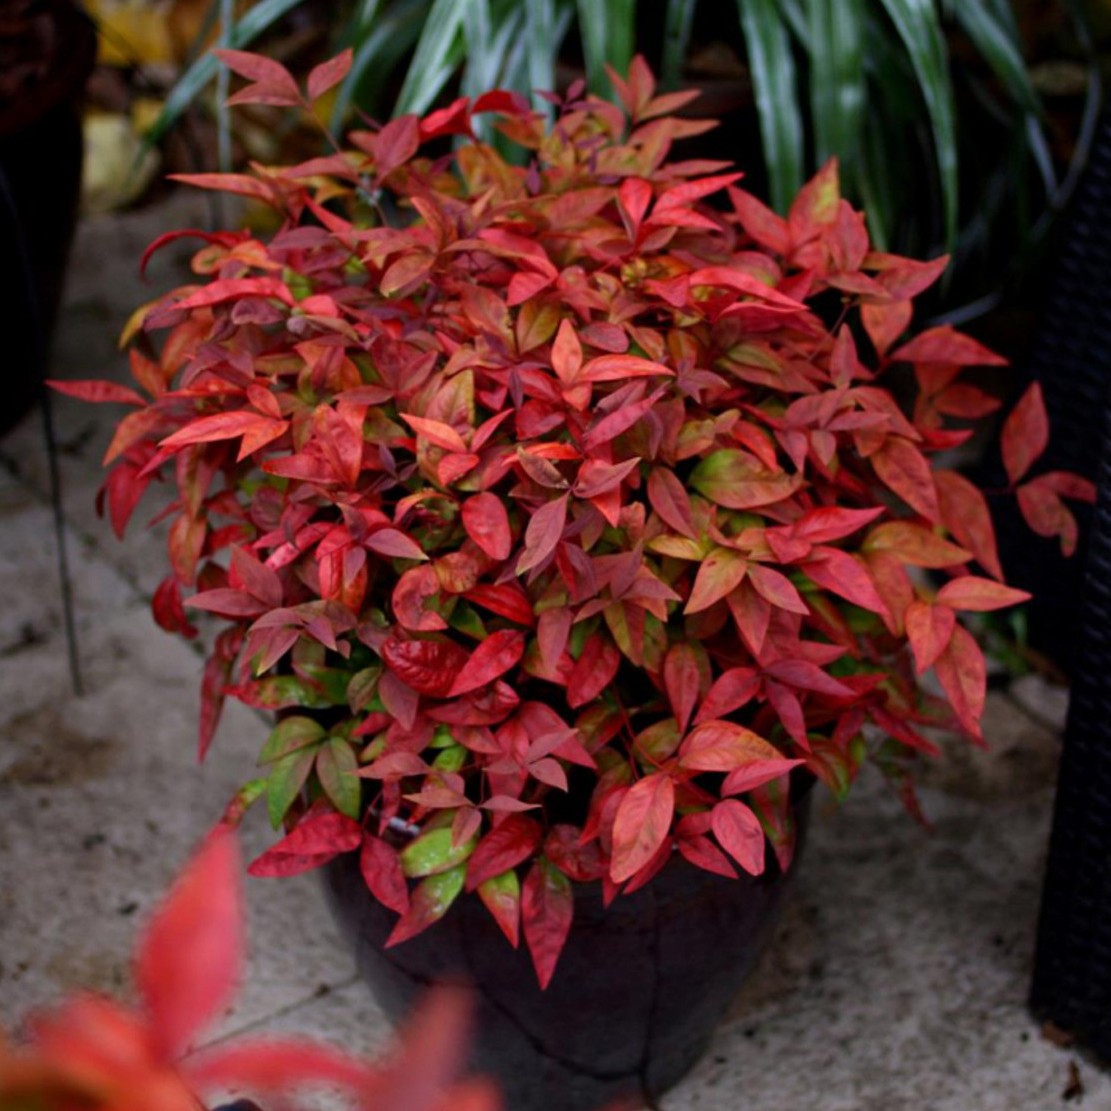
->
[56,51,1094,989]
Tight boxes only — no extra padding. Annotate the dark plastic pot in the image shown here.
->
[322,791,810,1111]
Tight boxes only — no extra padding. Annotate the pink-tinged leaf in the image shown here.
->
[360,834,410,916]
[934,622,986,739]
[663,643,702,732]
[746,563,809,614]
[187,588,269,618]
[386,865,466,947]
[462,493,512,560]
[679,720,782,772]
[365,528,427,561]
[936,576,1031,611]
[581,390,660,451]
[307,48,353,101]
[801,548,889,618]
[249,813,363,878]
[871,436,940,521]
[374,114,422,177]
[482,795,540,813]
[550,318,583,385]
[448,630,526,696]
[522,859,574,990]
[401,413,469,453]
[890,325,1007,367]
[517,494,568,574]
[174,276,293,310]
[647,467,697,539]
[135,827,242,1057]
[729,185,791,253]
[581,354,674,382]
[1002,382,1050,487]
[567,634,621,709]
[215,48,301,99]
[677,832,737,878]
[762,659,853,698]
[466,815,543,891]
[684,547,746,614]
[862,299,913,357]
[610,774,675,884]
[711,798,766,876]
[695,667,761,725]
[722,758,805,796]
[48,378,146,406]
[905,600,956,674]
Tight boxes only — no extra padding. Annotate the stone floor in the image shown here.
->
[1,197,1106,1110]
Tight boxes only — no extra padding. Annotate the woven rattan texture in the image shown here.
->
[1030,389,1111,1056]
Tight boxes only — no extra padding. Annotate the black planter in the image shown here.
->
[0,0,95,434]
[322,793,809,1111]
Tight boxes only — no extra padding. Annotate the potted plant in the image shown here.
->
[54,49,1093,1111]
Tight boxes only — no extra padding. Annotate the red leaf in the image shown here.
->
[788,159,840,244]
[517,494,568,574]
[677,833,737,878]
[679,720,782,772]
[462,493,513,560]
[610,773,675,883]
[762,658,853,698]
[722,758,805,796]
[382,638,469,697]
[904,600,956,674]
[307,49,353,101]
[215,49,301,100]
[890,325,1007,367]
[522,859,573,990]
[711,799,766,876]
[1016,476,1083,557]
[936,576,1030,612]
[863,521,971,568]
[934,623,986,739]
[581,354,674,382]
[746,563,808,614]
[448,630,526,696]
[463,583,535,626]
[360,834,410,916]
[477,872,521,948]
[1002,382,1050,487]
[48,378,146,406]
[386,867,465,947]
[550,318,583,384]
[936,470,1003,580]
[871,436,940,521]
[248,813,363,878]
[374,115,421,178]
[647,467,697,539]
[567,634,621,709]
[801,548,889,619]
[694,667,761,725]
[136,827,242,1057]
[465,816,543,891]
[663,643,702,732]
[160,411,288,453]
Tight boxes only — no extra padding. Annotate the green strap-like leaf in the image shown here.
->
[575,0,635,96]
[662,0,697,90]
[394,0,475,117]
[736,0,804,213]
[807,0,866,180]
[953,0,1040,115]
[874,0,958,250]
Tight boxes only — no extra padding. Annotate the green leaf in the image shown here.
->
[432,744,468,773]
[266,746,317,829]
[258,715,327,765]
[400,827,477,878]
[662,0,697,90]
[736,0,804,212]
[346,666,382,714]
[576,0,635,96]
[874,0,958,248]
[807,0,866,179]
[316,738,362,819]
[394,0,474,117]
[953,0,1040,115]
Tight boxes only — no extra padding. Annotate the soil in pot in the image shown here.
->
[322,791,811,1111]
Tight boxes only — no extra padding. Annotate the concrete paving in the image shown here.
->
[1,198,1106,1110]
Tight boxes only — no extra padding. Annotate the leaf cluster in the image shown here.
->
[58,53,1092,987]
